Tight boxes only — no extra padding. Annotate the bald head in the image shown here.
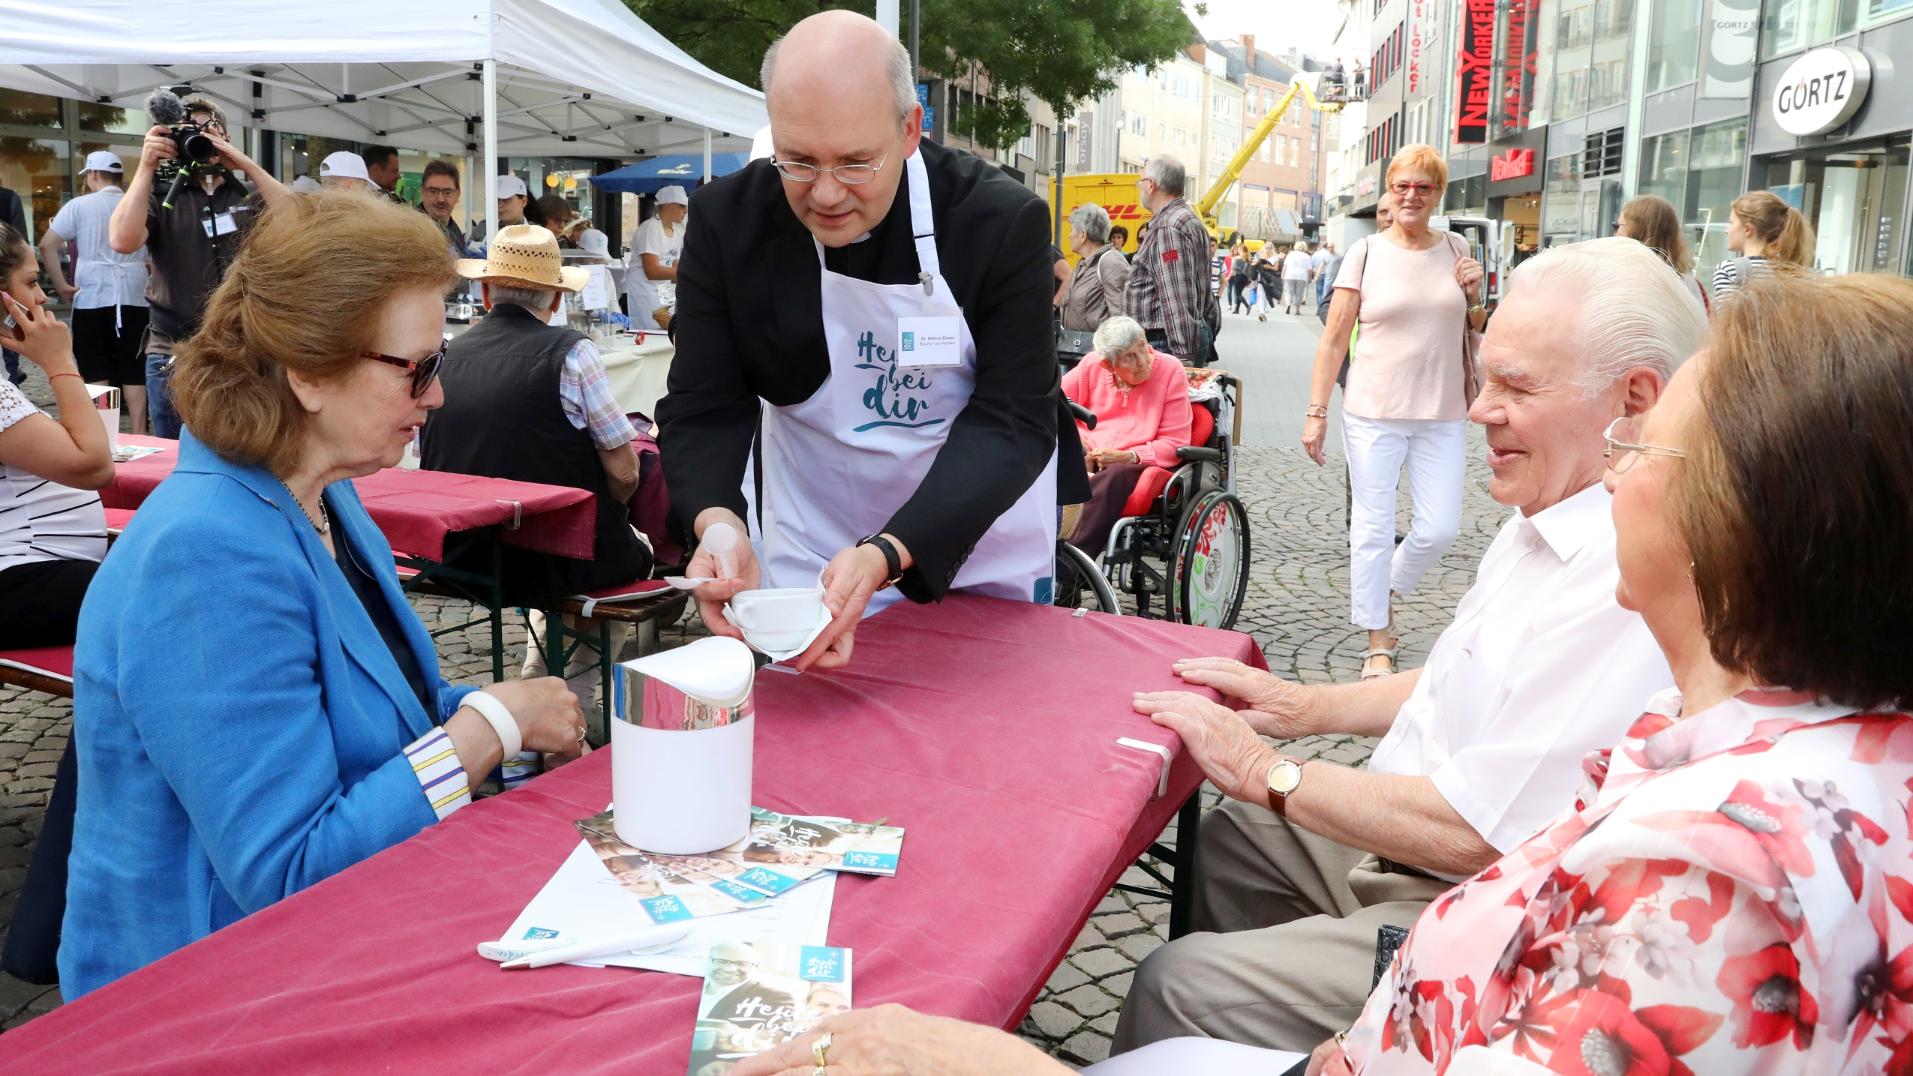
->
[761,11,915,118]
[758,11,923,247]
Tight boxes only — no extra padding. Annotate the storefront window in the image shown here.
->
[1687,119,1747,280]
[1647,0,1702,91]
[1638,129,1691,208]
[0,88,61,130]
[1541,152,1583,243]
[1761,0,1860,58]
[1759,135,1909,275]
[78,101,146,137]
[1872,0,1913,21]
[0,137,70,240]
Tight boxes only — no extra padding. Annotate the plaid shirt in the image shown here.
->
[557,338,638,449]
[1123,198,1217,363]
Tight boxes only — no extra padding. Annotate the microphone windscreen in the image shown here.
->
[146,88,184,126]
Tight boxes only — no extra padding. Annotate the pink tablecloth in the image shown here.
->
[5,596,1267,1073]
[105,436,597,560]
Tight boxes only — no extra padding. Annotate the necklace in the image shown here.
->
[280,480,331,535]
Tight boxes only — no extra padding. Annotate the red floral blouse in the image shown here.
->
[1341,688,1913,1074]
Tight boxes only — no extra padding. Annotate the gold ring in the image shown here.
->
[812,1031,833,1066]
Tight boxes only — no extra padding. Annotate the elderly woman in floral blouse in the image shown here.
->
[736,272,1913,1076]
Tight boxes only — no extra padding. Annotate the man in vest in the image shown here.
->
[419,224,651,701]
[658,10,1088,672]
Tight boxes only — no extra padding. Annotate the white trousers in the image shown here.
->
[1342,412,1467,630]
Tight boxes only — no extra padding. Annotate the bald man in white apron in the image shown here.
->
[658,11,1088,670]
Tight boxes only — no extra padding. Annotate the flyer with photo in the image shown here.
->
[746,808,905,877]
[687,942,852,1076]
[574,812,749,924]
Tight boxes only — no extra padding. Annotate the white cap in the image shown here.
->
[83,150,125,174]
[319,151,370,181]
[496,175,529,200]
[656,185,689,206]
[577,229,610,258]
[290,175,323,194]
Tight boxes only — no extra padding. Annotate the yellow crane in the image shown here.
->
[1050,77,1343,262]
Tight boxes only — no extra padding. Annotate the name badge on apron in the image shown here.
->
[896,315,964,368]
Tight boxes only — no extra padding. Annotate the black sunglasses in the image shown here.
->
[360,343,445,398]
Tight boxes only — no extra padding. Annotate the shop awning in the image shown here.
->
[591,152,750,193]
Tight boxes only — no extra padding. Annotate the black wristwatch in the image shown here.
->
[856,533,905,589]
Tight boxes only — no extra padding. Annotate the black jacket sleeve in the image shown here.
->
[883,196,1060,602]
[656,200,758,534]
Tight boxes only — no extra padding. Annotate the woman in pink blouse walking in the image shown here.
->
[1059,315,1193,556]
[1306,272,1913,1073]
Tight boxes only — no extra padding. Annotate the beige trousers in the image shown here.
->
[1110,798,1452,1054]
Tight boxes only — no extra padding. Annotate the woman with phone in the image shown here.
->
[0,221,114,648]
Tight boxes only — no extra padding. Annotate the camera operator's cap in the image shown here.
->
[455,224,588,293]
[83,150,125,174]
[319,151,370,182]
[495,175,529,200]
[656,185,689,206]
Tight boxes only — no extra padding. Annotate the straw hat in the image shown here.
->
[456,224,589,292]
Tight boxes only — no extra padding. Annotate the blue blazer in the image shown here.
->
[61,431,476,999]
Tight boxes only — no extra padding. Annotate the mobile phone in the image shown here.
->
[1,306,20,343]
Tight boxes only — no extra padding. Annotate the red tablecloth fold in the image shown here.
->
[0,646,74,682]
[4,596,1266,1073]
[104,436,597,561]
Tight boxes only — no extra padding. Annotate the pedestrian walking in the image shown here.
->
[1712,190,1814,304]
[1616,195,1709,313]
[1281,242,1313,315]
[1302,144,1485,679]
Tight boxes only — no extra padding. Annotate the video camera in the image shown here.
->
[146,87,223,210]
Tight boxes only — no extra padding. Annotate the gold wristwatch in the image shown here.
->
[1264,757,1305,816]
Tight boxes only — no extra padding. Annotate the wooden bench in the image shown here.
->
[0,646,76,699]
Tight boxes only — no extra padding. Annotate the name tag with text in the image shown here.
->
[896,315,963,368]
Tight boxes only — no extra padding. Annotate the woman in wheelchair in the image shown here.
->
[1059,316,1192,555]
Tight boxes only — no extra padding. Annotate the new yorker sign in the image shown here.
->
[1770,47,1872,137]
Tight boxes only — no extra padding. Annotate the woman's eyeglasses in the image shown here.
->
[1389,181,1439,197]
[1603,416,1686,474]
[361,343,446,399]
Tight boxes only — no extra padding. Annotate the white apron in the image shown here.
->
[755,150,1059,617]
[625,218,682,331]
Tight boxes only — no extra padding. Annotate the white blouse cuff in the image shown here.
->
[403,725,472,821]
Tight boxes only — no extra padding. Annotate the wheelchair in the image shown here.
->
[1055,371,1251,629]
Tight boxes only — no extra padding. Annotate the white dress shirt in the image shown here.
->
[47,186,149,312]
[1365,482,1672,876]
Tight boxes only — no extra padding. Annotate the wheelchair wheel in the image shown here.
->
[1168,491,1250,630]
[1054,540,1120,615]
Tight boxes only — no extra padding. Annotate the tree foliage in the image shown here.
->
[623,0,1197,151]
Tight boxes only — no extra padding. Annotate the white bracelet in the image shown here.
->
[462,690,522,760]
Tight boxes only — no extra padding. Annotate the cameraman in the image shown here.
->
[107,97,287,438]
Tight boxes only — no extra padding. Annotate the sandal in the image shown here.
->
[1360,646,1397,680]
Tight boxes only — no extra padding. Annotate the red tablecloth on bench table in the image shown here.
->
[4,596,1267,1073]
[105,436,597,561]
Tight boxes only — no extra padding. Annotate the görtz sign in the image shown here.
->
[1770,47,1872,137]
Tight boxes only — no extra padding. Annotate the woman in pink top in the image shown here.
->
[1059,315,1193,555]
[1304,144,1486,679]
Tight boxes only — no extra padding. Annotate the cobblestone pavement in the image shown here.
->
[0,307,1507,1060]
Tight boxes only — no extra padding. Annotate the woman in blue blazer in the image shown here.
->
[61,193,588,1000]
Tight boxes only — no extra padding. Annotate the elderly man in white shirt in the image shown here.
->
[40,151,151,432]
[1111,237,1708,1055]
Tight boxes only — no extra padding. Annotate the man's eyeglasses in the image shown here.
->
[361,343,446,399]
[1389,181,1438,197]
[770,152,890,185]
[1603,416,1686,474]
[423,186,459,198]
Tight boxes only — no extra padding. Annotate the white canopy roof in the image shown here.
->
[0,0,765,158]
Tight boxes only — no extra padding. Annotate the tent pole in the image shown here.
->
[482,59,500,246]
[703,129,713,183]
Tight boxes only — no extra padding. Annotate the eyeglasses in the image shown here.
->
[361,343,446,399]
[770,152,889,185]
[1389,181,1438,197]
[423,186,459,197]
[1603,416,1686,475]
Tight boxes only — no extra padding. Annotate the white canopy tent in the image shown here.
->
[0,0,765,237]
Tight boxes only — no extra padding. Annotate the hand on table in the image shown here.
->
[686,509,760,643]
[1171,657,1313,738]
[1132,689,1275,805]
[486,676,585,757]
[728,1004,1068,1076]
[796,540,897,672]
[1085,447,1140,474]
